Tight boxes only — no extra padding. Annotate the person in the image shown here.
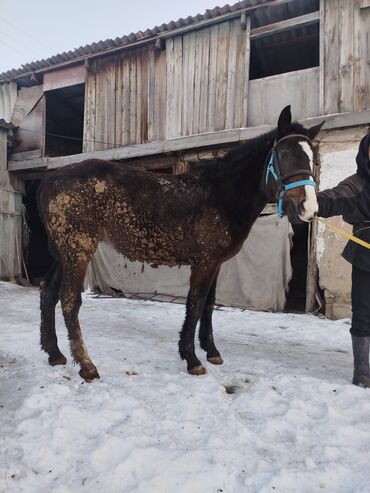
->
[317,132,370,388]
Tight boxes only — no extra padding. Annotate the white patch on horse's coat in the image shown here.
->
[299,141,314,171]
[299,185,318,222]
[297,140,318,221]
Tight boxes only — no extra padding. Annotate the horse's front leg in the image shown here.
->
[178,265,218,375]
[199,274,223,365]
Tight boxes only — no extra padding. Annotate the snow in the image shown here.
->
[1,281,370,493]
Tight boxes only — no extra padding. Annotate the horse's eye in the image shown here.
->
[280,150,289,160]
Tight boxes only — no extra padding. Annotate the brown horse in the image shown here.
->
[38,106,323,381]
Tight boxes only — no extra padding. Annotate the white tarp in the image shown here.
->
[0,82,17,122]
[85,214,292,311]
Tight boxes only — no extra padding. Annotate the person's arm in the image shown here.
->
[317,174,364,218]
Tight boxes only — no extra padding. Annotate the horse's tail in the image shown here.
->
[36,174,59,261]
[36,177,46,227]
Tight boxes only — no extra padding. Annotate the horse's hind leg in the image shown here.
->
[60,257,99,382]
[199,275,223,365]
[40,259,66,366]
[178,265,218,375]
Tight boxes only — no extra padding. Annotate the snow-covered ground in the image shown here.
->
[1,282,370,493]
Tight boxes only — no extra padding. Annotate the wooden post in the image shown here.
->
[241,12,247,30]
[173,160,190,174]
[305,151,321,313]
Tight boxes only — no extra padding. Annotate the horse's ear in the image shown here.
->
[277,105,292,138]
[307,120,325,140]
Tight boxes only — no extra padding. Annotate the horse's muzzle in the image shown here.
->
[283,196,304,224]
[283,195,317,224]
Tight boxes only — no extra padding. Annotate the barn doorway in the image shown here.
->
[285,223,309,312]
[44,83,85,157]
[23,180,54,285]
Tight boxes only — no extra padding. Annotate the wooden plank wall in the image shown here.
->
[0,130,23,278]
[354,3,370,111]
[321,0,370,114]
[84,46,155,152]
[83,18,251,150]
[166,17,250,137]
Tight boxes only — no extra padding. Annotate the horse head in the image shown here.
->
[265,105,324,224]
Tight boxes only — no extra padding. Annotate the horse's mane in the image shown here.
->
[192,121,308,179]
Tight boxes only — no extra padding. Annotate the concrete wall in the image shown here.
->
[317,126,369,319]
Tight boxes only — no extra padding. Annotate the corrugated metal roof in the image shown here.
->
[0,0,279,84]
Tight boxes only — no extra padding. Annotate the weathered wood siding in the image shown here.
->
[248,67,320,126]
[84,46,155,152]
[83,18,251,150]
[321,0,370,114]
[0,129,23,278]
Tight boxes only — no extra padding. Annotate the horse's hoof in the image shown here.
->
[188,365,206,376]
[79,367,100,382]
[49,355,67,366]
[352,374,370,388]
[207,356,224,365]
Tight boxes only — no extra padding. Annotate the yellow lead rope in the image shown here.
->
[315,217,370,250]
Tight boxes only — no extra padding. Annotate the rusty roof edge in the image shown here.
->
[0,0,290,84]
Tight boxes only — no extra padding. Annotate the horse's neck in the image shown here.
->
[216,137,273,234]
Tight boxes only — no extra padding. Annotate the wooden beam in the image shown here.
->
[84,58,94,74]
[319,0,325,116]
[9,149,42,161]
[250,11,320,40]
[43,65,86,92]
[240,12,248,31]
[8,110,370,172]
[305,109,370,131]
[8,126,272,171]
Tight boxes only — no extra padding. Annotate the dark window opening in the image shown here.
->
[45,83,85,157]
[250,0,319,29]
[285,223,309,313]
[250,22,319,80]
[23,180,54,285]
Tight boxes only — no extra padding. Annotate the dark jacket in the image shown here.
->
[317,133,370,271]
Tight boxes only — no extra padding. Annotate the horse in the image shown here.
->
[38,106,323,381]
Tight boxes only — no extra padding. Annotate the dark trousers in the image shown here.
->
[351,266,370,337]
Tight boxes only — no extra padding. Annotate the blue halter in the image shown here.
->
[265,135,316,219]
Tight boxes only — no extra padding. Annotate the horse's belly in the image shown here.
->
[105,227,193,267]
[103,204,233,267]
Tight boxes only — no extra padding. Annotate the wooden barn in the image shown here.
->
[0,0,369,316]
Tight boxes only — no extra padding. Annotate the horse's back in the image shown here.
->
[37,159,216,265]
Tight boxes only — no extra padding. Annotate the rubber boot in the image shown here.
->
[351,335,370,388]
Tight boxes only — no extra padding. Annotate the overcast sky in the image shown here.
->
[0,0,222,73]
